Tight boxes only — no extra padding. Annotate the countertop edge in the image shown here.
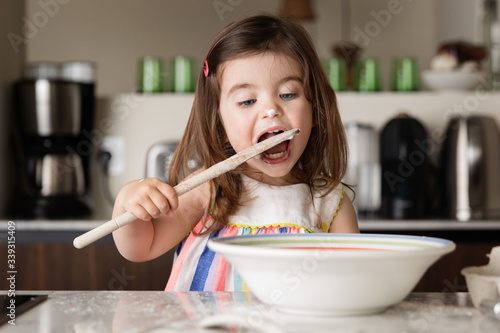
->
[1,219,500,232]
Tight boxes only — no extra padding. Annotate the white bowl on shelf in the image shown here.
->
[421,70,484,91]
[208,233,455,316]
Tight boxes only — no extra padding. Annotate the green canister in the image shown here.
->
[170,56,195,93]
[392,57,419,91]
[322,58,346,91]
[355,58,381,92]
[138,57,164,93]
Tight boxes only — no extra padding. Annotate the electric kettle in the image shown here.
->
[440,115,500,221]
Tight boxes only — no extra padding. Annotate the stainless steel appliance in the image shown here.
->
[145,141,179,182]
[145,141,198,183]
[440,115,500,221]
[344,122,381,217]
[8,62,95,218]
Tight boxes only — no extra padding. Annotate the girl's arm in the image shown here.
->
[328,195,360,233]
[112,178,209,262]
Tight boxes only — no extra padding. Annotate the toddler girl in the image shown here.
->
[112,14,359,291]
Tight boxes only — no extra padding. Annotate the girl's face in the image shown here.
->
[218,52,313,185]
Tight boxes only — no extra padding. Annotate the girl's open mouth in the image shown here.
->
[257,130,291,162]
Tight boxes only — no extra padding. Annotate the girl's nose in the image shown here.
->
[266,109,277,117]
[264,108,282,119]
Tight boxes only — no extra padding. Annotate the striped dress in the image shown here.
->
[165,176,344,291]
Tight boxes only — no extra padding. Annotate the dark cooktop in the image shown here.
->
[1,294,48,325]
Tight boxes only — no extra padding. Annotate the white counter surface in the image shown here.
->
[1,219,500,231]
[1,291,498,333]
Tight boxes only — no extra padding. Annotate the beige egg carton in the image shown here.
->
[462,246,500,308]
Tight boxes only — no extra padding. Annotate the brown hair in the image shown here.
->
[168,14,348,234]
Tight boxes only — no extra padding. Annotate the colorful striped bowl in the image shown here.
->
[208,233,455,316]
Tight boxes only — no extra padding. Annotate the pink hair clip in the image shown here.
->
[203,59,209,77]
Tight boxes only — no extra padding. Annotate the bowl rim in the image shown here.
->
[461,266,500,280]
[208,233,456,259]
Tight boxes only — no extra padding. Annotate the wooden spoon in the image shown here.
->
[73,128,300,249]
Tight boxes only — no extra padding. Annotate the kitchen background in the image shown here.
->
[1,0,499,291]
[0,0,496,219]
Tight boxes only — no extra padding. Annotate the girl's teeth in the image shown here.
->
[263,151,286,159]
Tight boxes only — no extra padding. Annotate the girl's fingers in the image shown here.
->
[128,203,154,222]
[148,191,171,216]
[122,178,178,220]
[124,178,178,221]
[124,190,159,221]
[141,198,162,219]
[155,181,179,211]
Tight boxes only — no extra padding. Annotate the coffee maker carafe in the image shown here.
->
[9,62,95,218]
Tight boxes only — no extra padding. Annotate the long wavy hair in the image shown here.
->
[168,15,348,234]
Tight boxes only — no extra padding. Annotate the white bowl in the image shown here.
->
[421,70,483,91]
[208,233,455,316]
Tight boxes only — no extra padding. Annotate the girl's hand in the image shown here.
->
[117,178,179,222]
[112,175,208,262]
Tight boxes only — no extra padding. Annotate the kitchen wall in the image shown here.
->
[24,0,283,96]
[21,0,486,96]
[22,0,467,96]
[0,2,25,218]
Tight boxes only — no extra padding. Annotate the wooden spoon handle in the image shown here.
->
[73,128,300,249]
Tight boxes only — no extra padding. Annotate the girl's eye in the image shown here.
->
[280,93,296,100]
[237,99,256,107]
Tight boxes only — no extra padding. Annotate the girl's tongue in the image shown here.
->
[264,141,287,155]
[259,132,288,156]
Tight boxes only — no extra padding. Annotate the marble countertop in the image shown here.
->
[1,291,498,332]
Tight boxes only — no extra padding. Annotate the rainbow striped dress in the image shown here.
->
[165,176,344,291]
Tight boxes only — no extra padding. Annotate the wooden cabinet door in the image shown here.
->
[1,243,174,290]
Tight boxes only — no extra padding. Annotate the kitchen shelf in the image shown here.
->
[103,90,500,134]
[336,91,500,132]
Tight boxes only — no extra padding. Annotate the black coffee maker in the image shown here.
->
[379,113,429,219]
[8,62,96,219]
